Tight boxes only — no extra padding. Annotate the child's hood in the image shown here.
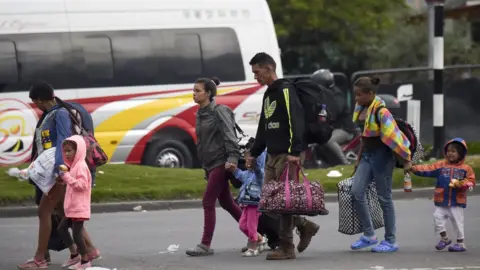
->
[62,135,87,168]
[444,137,467,164]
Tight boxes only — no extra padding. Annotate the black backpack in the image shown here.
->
[374,106,424,168]
[279,78,338,145]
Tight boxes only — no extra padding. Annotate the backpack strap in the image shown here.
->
[58,103,88,136]
[373,105,386,127]
[214,104,246,138]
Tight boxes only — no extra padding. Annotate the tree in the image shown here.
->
[267,0,407,74]
[365,14,480,69]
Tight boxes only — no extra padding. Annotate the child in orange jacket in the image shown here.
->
[410,138,475,252]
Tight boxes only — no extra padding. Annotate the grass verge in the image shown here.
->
[1,156,479,206]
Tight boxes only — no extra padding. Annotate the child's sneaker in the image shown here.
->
[87,248,102,261]
[241,241,249,253]
[243,248,259,257]
[68,261,91,270]
[62,254,80,268]
[259,236,268,252]
[17,258,48,269]
[435,239,452,250]
[448,243,467,252]
[243,241,260,257]
[241,236,268,253]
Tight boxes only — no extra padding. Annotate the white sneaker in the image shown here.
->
[259,236,268,252]
[243,248,259,257]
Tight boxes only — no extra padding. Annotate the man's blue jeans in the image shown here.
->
[352,147,396,244]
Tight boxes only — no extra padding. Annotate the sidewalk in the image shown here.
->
[1,186,479,218]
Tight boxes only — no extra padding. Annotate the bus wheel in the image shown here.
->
[144,139,193,168]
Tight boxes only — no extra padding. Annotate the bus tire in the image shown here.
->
[144,139,193,168]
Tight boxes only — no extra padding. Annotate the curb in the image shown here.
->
[1,187,479,218]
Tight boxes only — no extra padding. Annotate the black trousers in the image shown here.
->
[57,218,87,255]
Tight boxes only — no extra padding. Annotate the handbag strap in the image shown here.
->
[299,167,313,210]
[282,162,292,209]
[60,103,88,136]
[280,162,301,183]
[281,163,314,211]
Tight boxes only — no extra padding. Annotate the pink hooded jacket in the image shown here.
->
[60,135,92,219]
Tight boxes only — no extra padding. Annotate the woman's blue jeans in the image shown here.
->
[352,147,396,244]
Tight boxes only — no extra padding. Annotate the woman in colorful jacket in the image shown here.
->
[350,76,412,253]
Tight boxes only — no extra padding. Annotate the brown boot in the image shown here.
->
[266,242,296,260]
[296,220,320,253]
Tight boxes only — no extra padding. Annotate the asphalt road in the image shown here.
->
[1,196,480,270]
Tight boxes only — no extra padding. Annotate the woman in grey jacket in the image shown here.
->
[186,78,243,256]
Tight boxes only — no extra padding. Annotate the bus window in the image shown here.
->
[15,35,66,89]
[0,40,18,92]
[111,31,158,87]
[0,27,245,92]
[82,36,114,81]
[174,33,203,78]
[200,28,245,82]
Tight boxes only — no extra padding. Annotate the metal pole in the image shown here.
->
[427,5,435,80]
[426,0,445,158]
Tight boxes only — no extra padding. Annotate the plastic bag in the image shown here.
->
[29,147,57,194]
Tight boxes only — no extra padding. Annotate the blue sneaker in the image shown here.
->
[435,239,452,250]
[371,240,399,253]
[448,243,466,252]
[351,235,378,250]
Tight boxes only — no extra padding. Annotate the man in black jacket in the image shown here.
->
[246,53,320,260]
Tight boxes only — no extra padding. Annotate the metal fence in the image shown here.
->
[286,64,480,144]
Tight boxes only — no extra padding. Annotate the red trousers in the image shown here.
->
[201,165,242,246]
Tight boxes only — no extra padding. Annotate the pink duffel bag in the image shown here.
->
[258,163,327,216]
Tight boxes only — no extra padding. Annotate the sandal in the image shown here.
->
[371,240,399,253]
[351,235,378,250]
[448,243,466,252]
[185,244,214,257]
[435,239,452,250]
[17,258,48,270]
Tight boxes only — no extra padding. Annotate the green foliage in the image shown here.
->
[267,0,407,73]
[365,13,480,69]
[423,142,480,156]
[2,156,480,205]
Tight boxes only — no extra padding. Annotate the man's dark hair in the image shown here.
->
[29,81,55,101]
[249,52,276,70]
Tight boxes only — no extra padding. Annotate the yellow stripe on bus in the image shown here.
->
[94,87,241,160]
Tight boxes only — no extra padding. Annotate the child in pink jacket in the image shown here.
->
[57,135,92,269]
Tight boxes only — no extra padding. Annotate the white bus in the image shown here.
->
[0,0,282,168]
